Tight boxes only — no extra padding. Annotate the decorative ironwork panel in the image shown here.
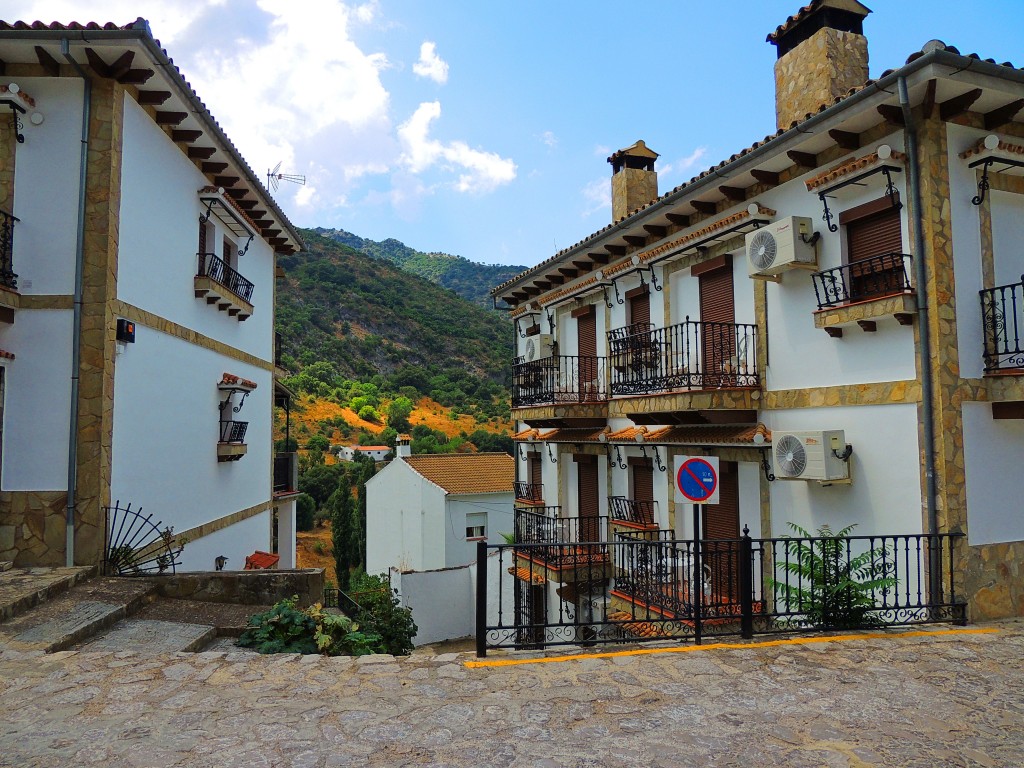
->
[103,501,184,576]
[980,277,1024,372]
[197,252,255,302]
[512,355,607,407]
[811,252,913,310]
[220,419,248,443]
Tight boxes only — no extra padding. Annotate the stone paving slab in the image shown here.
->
[78,619,217,654]
[0,621,1022,767]
[0,565,95,622]
[0,577,158,652]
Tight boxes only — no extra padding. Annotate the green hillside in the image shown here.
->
[313,227,526,307]
[276,229,513,422]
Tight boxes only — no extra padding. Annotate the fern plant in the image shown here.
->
[770,523,898,630]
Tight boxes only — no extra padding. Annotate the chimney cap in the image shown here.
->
[768,0,871,48]
[607,139,659,165]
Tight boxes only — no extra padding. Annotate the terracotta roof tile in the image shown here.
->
[0,83,35,107]
[538,275,597,308]
[639,205,776,264]
[402,453,514,495]
[804,150,906,192]
[0,349,14,360]
[644,424,770,447]
[508,566,546,585]
[960,137,1024,160]
[528,427,611,444]
[244,551,280,570]
[608,426,649,442]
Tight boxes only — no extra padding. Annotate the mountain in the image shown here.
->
[275,229,513,420]
[313,228,526,307]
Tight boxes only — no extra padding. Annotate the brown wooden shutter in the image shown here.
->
[846,206,902,263]
[631,459,654,525]
[577,311,597,357]
[529,454,543,499]
[198,221,206,254]
[699,266,735,324]
[628,291,650,326]
[703,461,740,601]
[575,454,599,542]
[699,265,735,384]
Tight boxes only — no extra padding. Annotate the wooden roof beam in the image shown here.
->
[202,162,228,174]
[107,51,136,80]
[118,69,155,85]
[828,129,861,150]
[623,235,647,247]
[718,185,747,202]
[83,47,111,77]
[691,200,717,215]
[544,274,565,286]
[34,46,60,77]
[588,252,611,265]
[214,175,241,187]
[138,90,172,105]
[939,88,982,121]
[877,104,904,125]
[188,146,216,159]
[572,260,592,273]
[665,213,690,227]
[558,266,579,278]
[603,245,625,257]
[155,111,188,125]
[787,150,817,169]
[235,199,258,210]
[643,224,667,238]
[172,129,203,143]
[750,169,781,186]
[984,99,1024,130]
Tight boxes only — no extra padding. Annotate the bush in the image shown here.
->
[237,596,382,656]
[352,574,417,656]
[307,434,330,452]
[296,493,316,532]
[357,405,380,422]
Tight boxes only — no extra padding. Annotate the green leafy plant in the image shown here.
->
[351,574,418,656]
[237,596,384,656]
[770,523,898,630]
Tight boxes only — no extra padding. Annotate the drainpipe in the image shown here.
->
[898,76,940,598]
[61,39,91,567]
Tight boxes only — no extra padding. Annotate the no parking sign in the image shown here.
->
[674,455,720,505]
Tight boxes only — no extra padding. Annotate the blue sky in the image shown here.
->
[10,1,1024,267]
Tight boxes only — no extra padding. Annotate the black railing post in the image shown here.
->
[739,526,754,639]
[692,504,703,645]
[476,540,488,658]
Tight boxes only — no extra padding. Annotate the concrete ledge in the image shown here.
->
[154,568,325,607]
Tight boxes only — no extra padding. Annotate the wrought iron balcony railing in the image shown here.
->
[514,481,544,504]
[981,275,1024,372]
[608,496,658,527]
[0,209,19,291]
[511,355,607,408]
[273,452,297,493]
[811,252,913,310]
[607,317,758,396]
[513,507,609,568]
[219,419,248,443]
[197,252,255,303]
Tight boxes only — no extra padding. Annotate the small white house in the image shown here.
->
[366,453,514,574]
[336,445,392,463]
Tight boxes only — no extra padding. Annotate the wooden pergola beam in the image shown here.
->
[34,46,60,77]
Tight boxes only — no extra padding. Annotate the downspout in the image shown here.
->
[898,76,940,596]
[62,39,91,567]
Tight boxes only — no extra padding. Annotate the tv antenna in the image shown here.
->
[267,161,306,192]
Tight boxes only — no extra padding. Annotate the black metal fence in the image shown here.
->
[512,355,607,407]
[981,276,1024,372]
[476,528,965,656]
[0,209,17,291]
[513,481,544,504]
[608,496,658,526]
[811,252,913,310]
[197,252,255,303]
[219,419,248,443]
[608,318,758,396]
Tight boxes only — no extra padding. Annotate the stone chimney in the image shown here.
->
[608,140,659,222]
[769,0,871,131]
[395,434,412,459]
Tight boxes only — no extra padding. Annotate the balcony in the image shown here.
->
[274,331,284,369]
[981,276,1024,374]
[195,252,254,320]
[511,355,607,410]
[513,481,544,505]
[608,496,659,530]
[0,209,19,320]
[608,318,758,396]
[811,253,916,335]
[514,506,610,583]
[217,419,248,462]
[273,452,299,495]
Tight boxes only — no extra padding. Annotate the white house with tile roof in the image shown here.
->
[0,18,304,573]
[366,452,514,574]
[491,0,1024,641]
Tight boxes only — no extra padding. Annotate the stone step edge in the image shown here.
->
[0,565,98,624]
[183,626,220,653]
[0,561,12,572]
[34,583,161,653]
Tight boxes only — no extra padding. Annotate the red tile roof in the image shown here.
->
[244,551,280,570]
[402,453,514,495]
[804,150,906,192]
[0,349,14,360]
[767,0,871,44]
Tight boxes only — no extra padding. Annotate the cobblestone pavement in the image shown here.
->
[1,622,1023,767]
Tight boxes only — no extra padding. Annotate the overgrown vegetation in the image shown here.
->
[347,573,418,656]
[236,596,385,656]
[770,523,898,630]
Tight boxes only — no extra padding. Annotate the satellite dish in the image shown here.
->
[267,161,306,192]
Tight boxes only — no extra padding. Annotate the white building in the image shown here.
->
[0,19,304,571]
[491,0,1024,625]
[336,444,392,463]
[366,453,514,574]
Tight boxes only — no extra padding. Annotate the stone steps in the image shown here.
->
[76,618,217,654]
[0,577,159,653]
[0,565,97,623]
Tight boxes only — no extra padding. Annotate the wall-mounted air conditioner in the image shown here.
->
[524,334,555,362]
[773,430,850,482]
[745,216,816,278]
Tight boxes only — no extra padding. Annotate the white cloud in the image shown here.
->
[661,146,708,179]
[398,102,516,194]
[581,177,610,218]
[412,41,448,84]
[540,131,557,148]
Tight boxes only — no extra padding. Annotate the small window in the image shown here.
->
[466,512,487,540]
[466,525,485,539]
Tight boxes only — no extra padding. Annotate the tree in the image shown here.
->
[298,464,344,509]
[296,493,316,532]
[386,396,414,433]
[328,486,354,591]
[306,434,330,453]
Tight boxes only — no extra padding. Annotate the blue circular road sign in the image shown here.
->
[676,457,719,503]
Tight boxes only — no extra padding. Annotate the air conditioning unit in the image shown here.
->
[745,216,816,277]
[773,430,850,482]
[523,334,555,362]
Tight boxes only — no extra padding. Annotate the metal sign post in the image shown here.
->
[675,456,720,645]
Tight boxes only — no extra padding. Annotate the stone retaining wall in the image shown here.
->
[155,568,325,607]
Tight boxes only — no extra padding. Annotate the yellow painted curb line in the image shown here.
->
[464,627,999,668]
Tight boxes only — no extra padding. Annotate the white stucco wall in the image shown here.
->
[367,460,424,574]
[275,499,297,569]
[110,325,271,537]
[117,97,274,361]
[393,564,474,645]
[765,403,922,537]
[963,402,1024,546]
[177,509,271,572]
[443,492,513,568]
[11,78,83,296]
[0,310,74,490]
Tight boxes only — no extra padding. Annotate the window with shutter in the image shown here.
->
[629,458,655,525]
[703,461,739,601]
[843,199,904,302]
[698,264,735,386]
[576,309,598,399]
[575,454,600,543]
